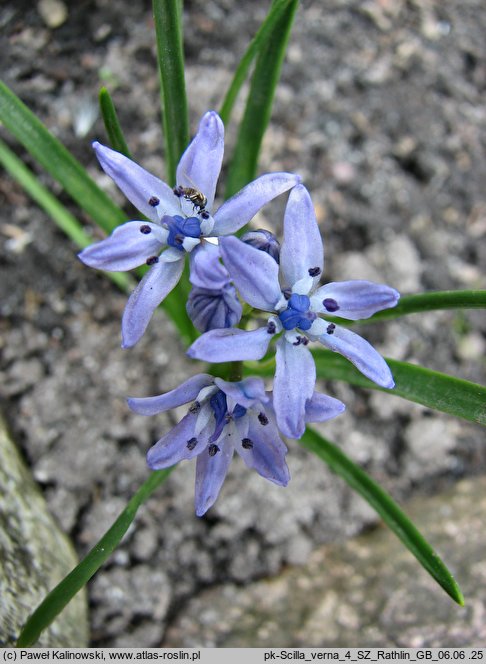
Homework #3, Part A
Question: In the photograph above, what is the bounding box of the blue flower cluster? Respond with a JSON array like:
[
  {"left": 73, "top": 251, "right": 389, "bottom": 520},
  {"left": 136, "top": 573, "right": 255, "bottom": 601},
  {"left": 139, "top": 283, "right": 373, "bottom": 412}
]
[{"left": 80, "top": 111, "right": 399, "bottom": 516}]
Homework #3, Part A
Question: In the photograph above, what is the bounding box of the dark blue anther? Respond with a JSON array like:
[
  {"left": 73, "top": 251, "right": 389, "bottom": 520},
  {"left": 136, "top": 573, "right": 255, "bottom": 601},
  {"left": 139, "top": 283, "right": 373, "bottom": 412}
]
[
  {"left": 140, "top": 225, "right": 151, "bottom": 234},
  {"left": 146, "top": 255, "right": 159, "bottom": 265},
  {"left": 323, "top": 298, "right": 339, "bottom": 312}
]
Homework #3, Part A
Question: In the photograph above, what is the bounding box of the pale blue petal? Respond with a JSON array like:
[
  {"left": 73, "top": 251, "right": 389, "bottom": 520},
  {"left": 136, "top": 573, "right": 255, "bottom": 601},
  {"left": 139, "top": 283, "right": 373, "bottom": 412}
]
[
  {"left": 127, "top": 374, "right": 214, "bottom": 415},
  {"left": 121, "top": 255, "right": 185, "bottom": 348},
  {"left": 78, "top": 222, "right": 164, "bottom": 271},
  {"left": 93, "top": 142, "right": 179, "bottom": 221},
  {"left": 220, "top": 237, "right": 282, "bottom": 311},
  {"left": 146, "top": 413, "right": 206, "bottom": 469},
  {"left": 317, "top": 325, "right": 395, "bottom": 388},
  {"left": 194, "top": 435, "right": 234, "bottom": 516},
  {"left": 176, "top": 111, "right": 224, "bottom": 212},
  {"left": 237, "top": 411, "right": 290, "bottom": 486},
  {"left": 187, "top": 326, "right": 273, "bottom": 362},
  {"left": 305, "top": 392, "right": 346, "bottom": 423},
  {"left": 280, "top": 184, "right": 324, "bottom": 289},
  {"left": 313, "top": 281, "right": 400, "bottom": 320},
  {"left": 215, "top": 377, "right": 268, "bottom": 409},
  {"left": 273, "top": 338, "right": 316, "bottom": 439},
  {"left": 189, "top": 242, "right": 229, "bottom": 289},
  {"left": 212, "top": 172, "right": 301, "bottom": 236}
]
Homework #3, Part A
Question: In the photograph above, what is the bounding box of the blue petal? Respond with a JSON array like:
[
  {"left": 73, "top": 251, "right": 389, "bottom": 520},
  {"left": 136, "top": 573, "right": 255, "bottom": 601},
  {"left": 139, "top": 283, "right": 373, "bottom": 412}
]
[
  {"left": 280, "top": 184, "right": 324, "bottom": 289},
  {"left": 121, "top": 255, "right": 185, "bottom": 348},
  {"left": 304, "top": 391, "right": 346, "bottom": 423},
  {"left": 237, "top": 411, "right": 290, "bottom": 486},
  {"left": 187, "top": 326, "right": 273, "bottom": 362},
  {"left": 176, "top": 111, "right": 224, "bottom": 212},
  {"left": 146, "top": 412, "right": 206, "bottom": 469},
  {"left": 316, "top": 324, "right": 395, "bottom": 388},
  {"left": 189, "top": 242, "right": 229, "bottom": 289},
  {"left": 127, "top": 374, "right": 214, "bottom": 415},
  {"left": 186, "top": 284, "right": 242, "bottom": 332},
  {"left": 215, "top": 377, "right": 268, "bottom": 409},
  {"left": 273, "top": 338, "right": 316, "bottom": 439},
  {"left": 220, "top": 237, "right": 282, "bottom": 311},
  {"left": 78, "top": 221, "right": 164, "bottom": 272},
  {"left": 93, "top": 142, "right": 180, "bottom": 221},
  {"left": 312, "top": 281, "right": 400, "bottom": 320},
  {"left": 194, "top": 435, "right": 234, "bottom": 516},
  {"left": 212, "top": 172, "right": 301, "bottom": 236}
]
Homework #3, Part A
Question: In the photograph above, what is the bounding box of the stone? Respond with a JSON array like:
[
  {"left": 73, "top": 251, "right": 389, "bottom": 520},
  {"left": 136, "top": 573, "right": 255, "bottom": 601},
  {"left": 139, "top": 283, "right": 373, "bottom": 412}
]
[{"left": 0, "top": 416, "right": 88, "bottom": 647}]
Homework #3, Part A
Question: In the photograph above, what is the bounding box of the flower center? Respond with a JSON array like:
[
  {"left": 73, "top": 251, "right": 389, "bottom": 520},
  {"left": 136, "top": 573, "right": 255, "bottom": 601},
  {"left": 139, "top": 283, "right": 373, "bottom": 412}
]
[
  {"left": 165, "top": 215, "right": 201, "bottom": 251},
  {"left": 208, "top": 390, "right": 247, "bottom": 443},
  {"left": 278, "top": 293, "right": 316, "bottom": 331}
]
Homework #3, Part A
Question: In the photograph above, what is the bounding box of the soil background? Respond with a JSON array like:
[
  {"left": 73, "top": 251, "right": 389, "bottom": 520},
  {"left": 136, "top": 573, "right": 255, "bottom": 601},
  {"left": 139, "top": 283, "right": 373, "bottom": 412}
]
[{"left": 1, "top": 0, "right": 485, "bottom": 647}]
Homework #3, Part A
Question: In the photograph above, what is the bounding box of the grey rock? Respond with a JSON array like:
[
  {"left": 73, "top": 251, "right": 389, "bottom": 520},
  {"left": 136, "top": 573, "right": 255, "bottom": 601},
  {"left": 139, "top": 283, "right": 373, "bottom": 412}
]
[
  {"left": 164, "top": 476, "right": 486, "bottom": 647},
  {"left": 0, "top": 416, "right": 88, "bottom": 647}
]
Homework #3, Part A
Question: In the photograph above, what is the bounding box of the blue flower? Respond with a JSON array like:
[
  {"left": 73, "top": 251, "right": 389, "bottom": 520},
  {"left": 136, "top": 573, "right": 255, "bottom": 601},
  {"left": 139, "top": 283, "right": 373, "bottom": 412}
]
[
  {"left": 128, "top": 373, "right": 344, "bottom": 516},
  {"left": 186, "top": 241, "right": 242, "bottom": 332},
  {"left": 187, "top": 184, "right": 400, "bottom": 439},
  {"left": 78, "top": 111, "right": 301, "bottom": 347}
]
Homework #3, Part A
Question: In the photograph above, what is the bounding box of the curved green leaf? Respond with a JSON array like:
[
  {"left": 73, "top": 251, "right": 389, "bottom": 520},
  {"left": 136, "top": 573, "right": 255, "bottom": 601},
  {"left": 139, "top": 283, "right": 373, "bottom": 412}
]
[
  {"left": 336, "top": 291, "right": 486, "bottom": 325},
  {"left": 219, "top": 0, "right": 296, "bottom": 126},
  {"left": 99, "top": 87, "right": 132, "bottom": 158},
  {"left": 247, "top": 351, "right": 486, "bottom": 425},
  {"left": 0, "top": 80, "right": 126, "bottom": 234},
  {"left": 17, "top": 469, "right": 172, "bottom": 647},
  {"left": 225, "top": 0, "right": 299, "bottom": 198},
  {"left": 153, "top": 0, "right": 189, "bottom": 185},
  {"left": 301, "top": 427, "right": 464, "bottom": 605},
  {"left": 312, "top": 351, "right": 486, "bottom": 426}
]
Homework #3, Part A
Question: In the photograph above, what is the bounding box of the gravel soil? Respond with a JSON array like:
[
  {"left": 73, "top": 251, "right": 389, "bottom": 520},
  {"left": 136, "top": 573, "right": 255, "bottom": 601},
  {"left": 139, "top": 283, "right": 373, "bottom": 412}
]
[{"left": 1, "top": 0, "right": 485, "bottom": 647}]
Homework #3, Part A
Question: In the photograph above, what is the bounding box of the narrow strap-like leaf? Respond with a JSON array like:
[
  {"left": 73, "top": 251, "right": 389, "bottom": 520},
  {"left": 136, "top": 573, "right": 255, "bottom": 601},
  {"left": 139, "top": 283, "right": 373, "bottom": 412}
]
[
  {"left": 99, "top": 87, "right": 132, "bottom": 158},
  {"left": 219, "top": 0, "right": 295, "bottom": 126},
  {"left": 312, "top": 351, "right": 486, "bottom": 426},
  {"left": 224, "top": 0, "right": 299, "bottom": 198},
  {"left": 0, "top": 137, "right": 131, "bottom": 293},
  {"left": 0, "top": 80, "right": 126, "bottom": 234},
  {"left": 153, "top": 0, "right": 189, "bottom": 185},
  {"left": 301, "top": 428, "right": 464, "bottom": 605},
  {"left": 328, "top": 291, "right": 486, "bottom": 326},
  {"left": 16, "top": 469, "right": 172, "bottom": 647}
]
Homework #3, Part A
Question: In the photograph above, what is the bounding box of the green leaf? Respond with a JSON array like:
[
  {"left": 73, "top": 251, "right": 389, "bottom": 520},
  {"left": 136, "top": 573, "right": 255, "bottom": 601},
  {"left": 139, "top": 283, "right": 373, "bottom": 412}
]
[
  {"left": 153, "top": 0, "right": 189, "bottom": 185},
  {"left": 312, "top": 351, "right": 486, "bottom": 426},
  {"left": 301, "top": 427, "right": 465, "bottom": 606},
  {"left": 219, "top": 0, "right": 296, "bottom": 126},
  {"left": 248, "top": 352, "right": 486, "bottom": 426},
  {"left": 334, "top": 291, "right": 486, "bottom": 326},
  {"left": 0, "top": 80, "right": 126, "bottom": 234},
  {"left": 225, "top": 0, "right": 299, "bottom": 198},
  {"left": 99, "top": 87, "right": 132, "bottom": 158},
  {"left": 17, "top": 469, "right": 172, "bottom": 647},
  {"left": 0, "top": 137, "right": 131, "bottom": 293}
]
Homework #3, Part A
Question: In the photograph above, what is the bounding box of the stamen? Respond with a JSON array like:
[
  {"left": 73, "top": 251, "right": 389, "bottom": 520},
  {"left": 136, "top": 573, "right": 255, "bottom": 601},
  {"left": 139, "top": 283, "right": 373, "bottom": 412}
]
[
  {"left": 323, "top": 298, "right": 340, "bottom": 312},
  {"left": 189, "top": 401, "right": 201, "bottom": 414},
  {"left": 327, "top": 323, "right": 336, "bottom": 335},
  {"left": 146, "top": 255, "right": 159, "bottom": 265},
  {"left": 200, "top": 211, "right": 210, "bottom": 220},
  {"left": 174, "top": 233, "right": 185, "bottom": 245},
  {"left": 208, "top": 443, "right": 220, "bottom": 457},
  {"left": 267, "top": 321, "right": 276, "bottom": 335},
  {"left": 187, "top": 438, "right": 198, "bottom": 451},
  {"left": 148, "top": 196, "right": 160, "bottom": 207},
  {"left": 173, "top": 186, "right": 183, "bottom": 198},
  {"left": 242, "top": 438, "right": 253, "bottom": 449},
  {"left": 308, "top": 267, "right": 321, "bottom": 277},
  {"left": 140, "top": 224, "right": 152, "bottom": 234},
  {"left": 258, "top": 412, "right": 269, "bottom": 426}
]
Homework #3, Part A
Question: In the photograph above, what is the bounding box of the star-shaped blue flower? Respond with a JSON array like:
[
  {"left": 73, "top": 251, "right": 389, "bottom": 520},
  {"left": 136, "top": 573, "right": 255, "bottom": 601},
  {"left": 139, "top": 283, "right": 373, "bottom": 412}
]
[
  {"left": 187, "top": 184, "right": 400, "bottom": 439},
  {"left": 128, "top": 373, "right": 344, "bottom": 516},
  {"left": 79, "top": 111, "right": 300, "bottom": 347}
]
